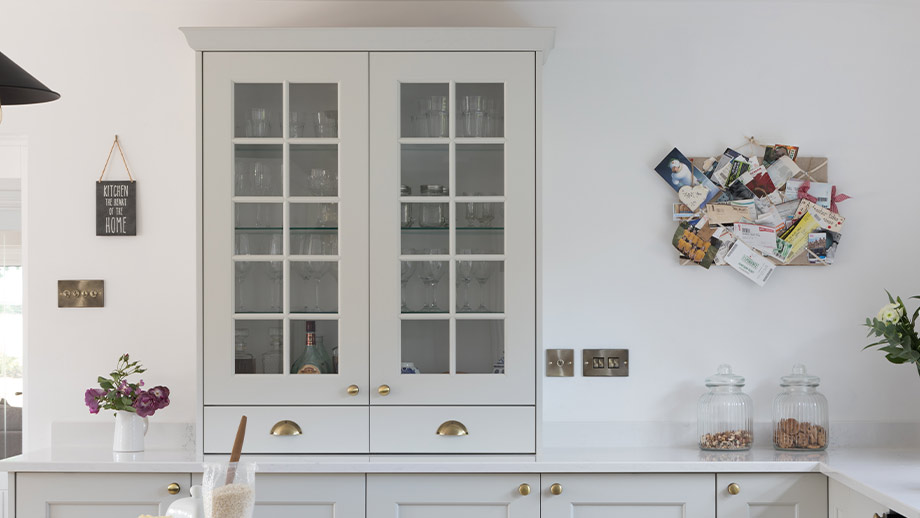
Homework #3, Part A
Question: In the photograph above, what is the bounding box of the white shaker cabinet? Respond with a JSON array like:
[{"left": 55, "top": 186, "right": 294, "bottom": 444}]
[
  {"left": 185, "top": 27, "right": 552, "bottom": 454},
  {"left": 717, "top": 473, "right": 828, "bottom": 518},
  {"left": 366, "top": 474, "right": 540, "bottom": 518},
  {"left": 829, "top": 478, "right": 888, "bottom": 518},
  {"left": 539, "top": 474, "right": 716, "bottom": 518},
  {"left": 15, "top": 473, "right": 191, "bottom": 517}
]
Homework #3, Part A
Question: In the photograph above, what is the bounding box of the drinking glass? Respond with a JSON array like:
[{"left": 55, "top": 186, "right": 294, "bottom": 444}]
[
  {"left": 475, "top": 197, "right": 495, "bottom": 227},
  {"left": 421, "top": 248, "right": 446, "bottom": 312},
  {"left": 308, "top": 168, "right": 330, "bottom": 196},
  {"left": 462, "top": 193, "right": 477, "bottom": 227},
  {"left": 248, "top": 108, "right": 271, "bottom": 137},
  {"left": 472, "top": 260, "right": 493, "bottom": 312},
  {"left": 306, "top": 235, "right": 332, "bottom": 312},
  {"left": 456, "top": 249, "right": 474, "bottom": 312},
  {"left": 313, "top": 110, "right": 338, "bottom": 138},
  {"left": 267, "top": 234, "right": 283, "bottom": 312},
  {"left": 400, "top": 256, "right": 417, "bottom": 313},
  {"left": 234, "top": 235, "right": 252, "bottom": 312},
  {"left": 290, "top": 111, "right": 306, "bottom": 138},
  {"left": 296, "top": 237, "right": 314, "bottom": 312},
  {"left": 251, "top": 161, "right": 271, "bottom": 196}
]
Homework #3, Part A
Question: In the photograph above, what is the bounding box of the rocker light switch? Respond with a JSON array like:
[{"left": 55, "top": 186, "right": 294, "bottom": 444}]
[
  {"left": 583, "top": 349, "right": 629, "bottom": 376},
  {"left": 546, "top": 349, "right": 574, "bottom": 377}
]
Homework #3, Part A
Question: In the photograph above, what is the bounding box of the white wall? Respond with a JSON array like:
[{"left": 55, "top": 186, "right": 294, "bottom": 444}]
[{"left": 1, "top": 0, "right": 918, "bottom": 451}]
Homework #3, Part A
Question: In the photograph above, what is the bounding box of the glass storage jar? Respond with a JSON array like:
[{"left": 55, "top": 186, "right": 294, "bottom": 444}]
[
  {"left": 698, "top": 364, "right": 753, "bottom": 451},
  {"left": 419, "top": 184, "right": 448, "bottom": 228},
  {"left": 772, "top": 364, "right": 828, "bottom": 451}
]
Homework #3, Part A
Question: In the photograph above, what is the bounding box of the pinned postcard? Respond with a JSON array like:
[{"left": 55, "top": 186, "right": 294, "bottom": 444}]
[
  {"left": 726, "top": 179, "right": 756, "bottom": 200},
  {"left": 763, "top": 144, "right": 799, "bottom": 166},
  {"left": 785, "top": 179, "right": 833, "bottom": 209},
  {"left": 766, "top": 156, "right": 803, "bottom": 190},
  {"left": 776, "top": 211, "right": 821, "bottom": 263},
  {"left": 741, "top": 165, "right": 777, "bottom": 198},
  {"left": 712, "top": 227, "right": 737, "bottom": 266},
  {"left": 673, "top": 219, "right": 723, "bottom": 269},
  {"left": 706, "top": 203, "right": 753, "bottom": 225},
  {"left": 794, "top": 199, "right": 845, "bottom": 232},
  {"left": 654, "top": 148, "right": 695, "bottom": 191},
  {"left": 807, "top": 233, "right": 827, "bottom": 263},
  {"left": 733, "top": 222, "right": 783, "bottom": 254},
  {"left": 724, "top": 240, "right": 776, "bottom": 287},
  {"left": 673, "top": 203, "right": 701, "bottom": 222}
]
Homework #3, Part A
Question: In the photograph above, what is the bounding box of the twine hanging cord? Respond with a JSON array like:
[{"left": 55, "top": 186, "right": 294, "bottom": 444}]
[{"left": 97, "top": 135, "right": 135, "bottom": 183}]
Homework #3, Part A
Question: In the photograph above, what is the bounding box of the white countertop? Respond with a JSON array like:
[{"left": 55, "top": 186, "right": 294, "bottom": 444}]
[{"left": 2, "top": 447, "right": 919, "bottom": 517}]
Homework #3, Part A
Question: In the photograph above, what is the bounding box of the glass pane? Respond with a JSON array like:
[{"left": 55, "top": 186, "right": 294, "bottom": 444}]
[
  {"left": 234, "top": 319, "right": 283, "bottom": 374},
  {"left": 235, "top": 83, "right": 282, "bottom": 138},
  {"left": 289, "top": 83, "right": 338, "bottom": 138},
  {"left": 457, "top": 230, "right": 503, "bottom": 255},
  {"left": 290, "top": 261, "right": 338, "bottom": 314},
  {"left": 235, "top": 230, "right": 283, "bottom": 256},
  {"left": 292, "top": 230, "right": 338, "bottom": 256},
  {"left": 457, "top": 320, "right": 504, "bottom": 374},
  {"left": 401, "top": 258, "right": 448, "bottom": 314},
  {"left": 290, "top": 320, "right": 338, "bottom": 374},
  {"left": 457, "top": 144, "right": 503, "bottom": 196},
  {"left": 291, "top": 203, "right": 338, "bottom": 230},
  {"left": 456, "top": 202, "right": 503, "bottom": 254},
  {"left": 235, "top": 203, "right": 282, "bottom": 231},
  {"left": 401, "top": 320, "right": 449, "bottom": 374},
  {"left": 235, "top": 261, "right": 283, "bottom": 313},
  {"left": 456, "top": 83, "right": 503, "bottom": 137},
  {"left": 401, "top": 144, "right": 448, "bottom": 193},
  {"left": 291, "top": 145, "right": 338, "bottom": 196},
  {"left": 235, "top": 145, "right": 282, "bottom": 196},
  {"left": 469, "top": 261, "right": 503, "bottom": 313},
  {"left": 401, "top": 83, "right": 449, "bottom": 138},
  {"left": 401, "top": 229, "right": 448, "bottom": 255},
  {"left": 456, "top": 201, "right": 502, "bottom": 229},
  {"left": 0, "top": 266, "right": 22, "bottom": 459}
]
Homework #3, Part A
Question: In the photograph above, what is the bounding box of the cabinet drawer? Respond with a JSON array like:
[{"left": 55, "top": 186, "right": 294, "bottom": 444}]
[
  {"left": 370, "top": 406, "right": 534, "bottom": 453},
  {"left": 204, "top": 406, "right": 368, "bottom": 454}
]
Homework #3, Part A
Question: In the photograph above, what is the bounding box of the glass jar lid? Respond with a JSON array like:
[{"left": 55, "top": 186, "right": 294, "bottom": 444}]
[
  {"left": 420, "top": 184, "right": 444, "bottom": 195},
  {"left": 400, "top": 184, "right": 411, "bottom": 196},
  {"left": 705, "top": 364, "right": 745, "bottom": 387},
  {"left": 780, "top": 364, "right": 820, "bottom": 387}
]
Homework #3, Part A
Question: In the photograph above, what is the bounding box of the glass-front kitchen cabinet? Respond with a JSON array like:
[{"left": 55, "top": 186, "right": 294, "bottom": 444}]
[{"left": 187, "top": 28, "right": 552, "bottom": 455}]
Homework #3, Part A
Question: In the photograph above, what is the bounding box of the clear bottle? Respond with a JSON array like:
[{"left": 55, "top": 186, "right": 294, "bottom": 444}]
[
  {"left": 261, "top": 327, "right": 283, "bottom": 374},
  {"left": 291, "top": 321, "right": 327, "bottom": 374},
  {"left": 698, "top": 364, "right": 753, "bottom": 451},
  {"left": 234, "top": 329, "right": 255, "bottom": 374},
  {"left": 773, "top": 364, "right": 829, "bottom": 451}
]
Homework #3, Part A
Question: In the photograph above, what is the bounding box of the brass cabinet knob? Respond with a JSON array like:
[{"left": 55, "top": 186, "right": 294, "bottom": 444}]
[
  {"left": 435, "top": 420, "right": 469, "bottom": 436},
  {"left": 377, "top": 384, "right": 390, "bottom": 396},
  {"left": 727, "top": 483, "right": 741, "bottom": 495},
  {"left": 347, "top": 384, "right": 359, "bottom": 396},
  {"left": 270, "top": 419, "right": 303, "bottom": 436},
  {"left": 518, "top": 483, "right": 531, "bottom": 496},
  {"left": 873, "top": 514, "right": 883, "bottom": 518},
  {"left": 167, "top": 482, "right": 181, "bottom": 495},
  {"left": 550, "top": 483, "right": 563, "bottom": 495}
]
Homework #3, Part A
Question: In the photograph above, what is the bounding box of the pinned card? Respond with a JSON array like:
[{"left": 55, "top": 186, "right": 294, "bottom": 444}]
[
  {"left": 785, "top": 179, "right": 833, "bottom": 209},
  {"left": 766, "top": 156, "right": 802, "bottom": 190},
  {"left": 724, "top": 240, "right": 776, "bottom": 287},
  {"left": 733, "top": 222, "right": 784, "bottom": 254},
  {"left": 763, "top": 144, "right": 799, "bottom": 166},
  {"left": 654, "top": 148, "right": 695, "bottom": 191},
  {"left": 705, "top": 202, "right": 754, "bottom": 225},
  {"left": 678, "top": 184, "right": 709, "bottom": 211},
  {"left": 673, "top": 218, "right": 722, "bottom": 269},
  {"left": 794, "top": 199, "right": 845, "bottom": 232}
]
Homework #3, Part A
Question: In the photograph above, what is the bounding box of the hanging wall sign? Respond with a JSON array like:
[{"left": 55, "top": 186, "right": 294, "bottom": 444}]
[{"left": 95, "top": 135, "right": 137, "bottom": 236}]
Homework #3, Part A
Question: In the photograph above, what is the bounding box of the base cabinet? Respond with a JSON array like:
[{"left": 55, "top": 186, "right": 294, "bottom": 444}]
[
  {"left": 251, "top": 474, "right": 365, "bottom": 518},
  {"left": 15, "top": 473, "right": 191, "bottom": 517},
  {"left": 717, "top": 473, "right": 828, "bottom": 518},
  {"left": 366, "top": 474, "right": 540, "bottom": 518},
  {"left": 829, "top": 479, "right": 888, "bottom": 518},
  {"left": 540, "top": 474, "right": 715, "bottom": 518}
]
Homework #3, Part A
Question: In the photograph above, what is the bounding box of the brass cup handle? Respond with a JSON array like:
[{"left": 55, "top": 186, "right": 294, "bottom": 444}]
[
  {"left": 167, "top": 482, "right": 181, "bottom": 495},
  {"left": 347, "top": 384, "right": 359, "bottom": 396},
  {"left": 270, "top": 420, "right": 303, "bottom": 436},
  {"left": 518, "top": 483, "right": 531, "bottom": 496},
  {"left": 436, "top": 420, "right": 469, "bottom": 436},
  {"left": 550, "top": 483, "right": 563, "bottom": 495},
  {"left": 874, "top": 514, "right": 883, "bottom": 518},
  {"left": 727, "top": 483, "right": 741, "bottom": 495},
  {"left": 377, "top": 384, "right": 390, "bottom": 396}
]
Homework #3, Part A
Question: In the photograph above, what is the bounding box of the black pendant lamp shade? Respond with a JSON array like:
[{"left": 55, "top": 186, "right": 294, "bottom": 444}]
[{"left": 0, "top": 50, "right": 60, "bottom": 106}]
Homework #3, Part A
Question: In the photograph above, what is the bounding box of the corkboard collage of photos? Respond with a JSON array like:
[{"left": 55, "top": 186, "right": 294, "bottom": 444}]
[{"left": 653, "top": 142, "right": 850, "bottom": 287}]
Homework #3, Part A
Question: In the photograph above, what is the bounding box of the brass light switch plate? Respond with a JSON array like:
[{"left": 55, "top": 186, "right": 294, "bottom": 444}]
[
  {"left": 583, "top": 348, "right": 629, "bottom": 376},
  {"left": 546, "top": 349, "right": 575, "bottom": 377},
  {"left": 58, "top": 280, "right": 105, "bottom": 308}
]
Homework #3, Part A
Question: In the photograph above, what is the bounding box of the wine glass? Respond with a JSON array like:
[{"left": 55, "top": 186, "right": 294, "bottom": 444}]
[
  {"left": 267, "top": 234, "right": 283, "bottom": 312},
  {"left": 308, "top": 168, "right": 330, "bottom": 196},
  {"left": 234, "top": 234, "right": 252, "bottom": 312},
  {"left": 295, "top": 236, "right": 314, "bottom": 312},
  {"left": 251, "top": 161, "right": 271, "bottom": 195},
  {"left": 306, "top": 234, "right": 332, "bottom": 312},
  {"left": 421, "top": 248, "right": 446, "bottom": 312},
  {"left": 472, "top": 260, "right": 493, "bottom": 312},
  {"left": 461, "top": 192, "right": 478, "bottom": 227},
  {"left": 475, "top": 195, "right": 495, "bottom": 227},
  {"left": 400, "top": 256, "right": 417, "bottom": 313},
  {"left": 456, "top": 249, "right": 474, "bottom": 312}
]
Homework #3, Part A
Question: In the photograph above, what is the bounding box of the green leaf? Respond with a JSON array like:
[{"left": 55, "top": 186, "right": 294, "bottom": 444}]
[
  {"left": 887, "top": 290, "right": 895, "bottom": 304},
  {"left": 886, "top": 353, "right": 908, "bottom": 364}
]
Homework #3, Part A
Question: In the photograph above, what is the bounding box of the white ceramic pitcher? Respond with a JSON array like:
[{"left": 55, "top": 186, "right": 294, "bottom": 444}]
[{"left": 113, "top": 410, "right": 148, "bottom": 452}]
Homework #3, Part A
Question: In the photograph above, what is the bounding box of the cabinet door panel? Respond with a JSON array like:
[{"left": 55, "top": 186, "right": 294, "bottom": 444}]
[
  {"left": 369, "top": 51, "right": 536, "bottom": 406},
  {"left": 717, "top": 473, "right": 827, "bottom": 518},
  {"left": 252, "top": 474, "right": 364, "bottom": 518},
  {"left": 202, "top": 51, "right": 370, "bottom": 406},
  {"left": 16, "top": 473, "right": 190, "bottom": 517},
  {"left": 367, "top": 474, "right": 539, "bottom": 518},
  {"left": 540, "top": 474, "right": 715, "bottom": 518},
  {"left": 829, "top": 478, "right": 888, "bottom": 518}
]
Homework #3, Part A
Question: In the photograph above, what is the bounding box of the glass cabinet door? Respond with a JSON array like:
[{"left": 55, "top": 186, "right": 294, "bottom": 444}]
[
  {"left": 203, "top": 52, "right": 369, "bottom": 405},
  {"left": 369, "top": 53, "right": 536, "bottom": 405}
]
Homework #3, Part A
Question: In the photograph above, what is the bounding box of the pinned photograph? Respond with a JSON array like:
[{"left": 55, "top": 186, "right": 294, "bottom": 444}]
[
  {"left": 807, "top": 233, "right": 828, "bottom": 263},
  {"left": 763, "top": 144, "right": 799, "bottom": 166},
  {"left": 672, "top": 219, "right": 723, "bottom": 269},
  {"left": 654, "top": 147, "right": 695, "bottom": 191}
]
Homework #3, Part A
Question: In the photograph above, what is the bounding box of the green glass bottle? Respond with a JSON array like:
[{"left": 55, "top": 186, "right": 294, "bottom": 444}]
[{"left": 291, "top": 321, "right": 327, "bottom": 374}]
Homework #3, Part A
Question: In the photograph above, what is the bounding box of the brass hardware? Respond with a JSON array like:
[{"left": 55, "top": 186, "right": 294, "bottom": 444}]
[
  {"left": 518, "top": 483, "right": 531, "bottom": 496},
  {"left": 270, "top": 420, "right": 303, "bottom": 436},
  {"left": 347, "top": 384, "right": 359, "bottom": 396},
  {"left": 167, "top": 482, "right": 180, "bottom": 495},
  {"left": 550, "top": 483, "right": 563, "bottom": 495},
  {"left": 58, "top": 280, "right": 105, "bottom": 308},
  {"left": 727, "top": 483, "right": 741, "bottom": 495},
  {"left": 873, "top": 514, "right": 882, "bottom": 518},
  {"left": 377, "top": 384, "right": 390, "bottom": 396},
  {"left": 435, "top": 420, "right": 469, "bottom": 436}
]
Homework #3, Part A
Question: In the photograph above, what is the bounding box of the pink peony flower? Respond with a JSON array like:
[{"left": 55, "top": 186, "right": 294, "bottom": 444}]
[
  {"left": 84, "top": 388, "right": 105, "bottom": 414},
  {"left": 132, "top": 391, "right": 159, "bottom": 418}
]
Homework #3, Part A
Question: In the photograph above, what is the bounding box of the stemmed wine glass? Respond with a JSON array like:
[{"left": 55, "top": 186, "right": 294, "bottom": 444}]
[
  {"left": 305, "top": 234, "right": 332, "bottom": 312},
  {"left": 267, "top": 234, "right": 283, "bottom": 312},
  {"left": 400, "top": 257, "right": 417, "bottom": 313},
  {"left": 456, "top": 249, "right": 474, "bottom": 312},
  {"left": 420, "top": 248, "right": 446, "bottom": 312},
  {"left": 234, "top": 234, "right": 252, "bottom": 312},
  {"left": 472, "top": 259, "right": 493, "bottom": 312},
  {"left": 295, "top": 236, "right": 313, "bottom": 312}
]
